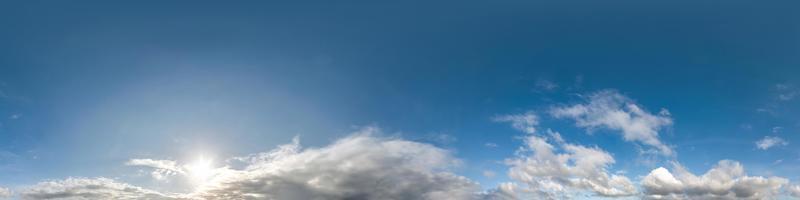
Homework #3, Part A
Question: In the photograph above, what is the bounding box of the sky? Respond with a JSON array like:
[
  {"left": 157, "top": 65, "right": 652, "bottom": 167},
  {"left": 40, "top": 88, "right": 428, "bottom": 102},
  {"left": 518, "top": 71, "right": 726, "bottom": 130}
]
[{"left": 1, "top": 1, "right": 800, "bottom": 199}]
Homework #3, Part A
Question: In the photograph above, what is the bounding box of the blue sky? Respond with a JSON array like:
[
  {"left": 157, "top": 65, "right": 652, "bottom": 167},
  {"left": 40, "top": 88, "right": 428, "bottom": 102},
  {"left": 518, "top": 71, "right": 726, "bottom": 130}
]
[{"left": 1, "top": 1, "right": 800, "bottom": 199}]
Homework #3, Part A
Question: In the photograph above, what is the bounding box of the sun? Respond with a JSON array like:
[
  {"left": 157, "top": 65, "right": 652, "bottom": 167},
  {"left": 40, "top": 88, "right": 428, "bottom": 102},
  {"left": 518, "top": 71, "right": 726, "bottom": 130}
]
[{"left": 186, "top": 157, "right": 214, "bottom": 182}]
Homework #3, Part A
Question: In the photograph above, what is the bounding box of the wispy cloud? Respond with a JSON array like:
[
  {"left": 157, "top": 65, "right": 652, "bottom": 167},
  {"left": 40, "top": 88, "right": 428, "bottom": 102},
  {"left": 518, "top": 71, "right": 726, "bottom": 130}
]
[
  {"left": 493, "top": 111, "right": 539, "bottom": 134},
  {"left": 18, "top": 177, "right": 180, "bottom": 200},
  {"left": 125, "top": 159, "right": 184, "bottom": 180},
  {"left": 534, "top": 79, "right": 559, "bottom": 92},
  {"left": 775, "top": 83, "right": 797, "bottom": 101},
  {"left": 755, "top": 136, "right": 788, "bottom": 150},
  {"left": 494, "top": 110, "right": 635, "bottom": 198},
  {"left": 550, "top": 90, "right": 674, "bottom": 155}
]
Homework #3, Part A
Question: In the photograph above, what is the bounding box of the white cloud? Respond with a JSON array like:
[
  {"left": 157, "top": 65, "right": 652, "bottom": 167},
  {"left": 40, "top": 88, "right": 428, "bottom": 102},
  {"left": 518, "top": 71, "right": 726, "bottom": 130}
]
[
  {"left": 755, "top": 136, "right": 788, "bottom": 150},
  {"left": 550, "top": 90, "right": 674, "bottom": 155},
  {"left": 493, "top": 111, "right": 539, "bottom": 134},
  {"left": 0, "top": 187, "right": 11, "bottom": 199},
  {"left": 505, "top": 135, "right": 636, "bottom": 199},
  {"left": 193, "top": 126, "right": 481, "bottom": 200},
  {"left": 642, "top": 160, "right": 789, "bottom": 199},
  {"left": 19, "top": 177, "right": 180, "bottom": 200}
]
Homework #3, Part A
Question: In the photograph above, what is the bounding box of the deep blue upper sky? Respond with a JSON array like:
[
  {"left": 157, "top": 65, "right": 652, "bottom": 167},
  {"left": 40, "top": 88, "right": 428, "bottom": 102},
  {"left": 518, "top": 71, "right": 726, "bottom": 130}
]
[{"left": 1, "top": 0, "right": 799, "bottom": 198}]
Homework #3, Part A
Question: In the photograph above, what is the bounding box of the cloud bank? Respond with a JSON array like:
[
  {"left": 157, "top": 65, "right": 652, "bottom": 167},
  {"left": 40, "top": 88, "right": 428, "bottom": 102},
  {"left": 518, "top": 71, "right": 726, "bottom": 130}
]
[
  {"left": 642, "top": 160, "right": 789, "bottom": 199},
  {"left": 193, "top": 127, "right": 480, "bottom": 200},
  {"left": 125, "top": 159, "right": 185, "bottom": 180},
  {"left": 17, "top": 128, "right": 483, "bottom": 200},
  {"left": 7, "top": 90, "right": 800, "bottom": 200}
]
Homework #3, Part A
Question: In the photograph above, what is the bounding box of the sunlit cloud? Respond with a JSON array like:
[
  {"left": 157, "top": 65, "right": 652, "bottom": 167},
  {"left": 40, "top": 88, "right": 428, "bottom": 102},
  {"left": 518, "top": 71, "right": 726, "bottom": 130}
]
[
  {"left": 494, "top": 112, "right": 636, "bottom": 199},
  {"left": 507, "top": 135, "right": 636, "bottom": 198}
]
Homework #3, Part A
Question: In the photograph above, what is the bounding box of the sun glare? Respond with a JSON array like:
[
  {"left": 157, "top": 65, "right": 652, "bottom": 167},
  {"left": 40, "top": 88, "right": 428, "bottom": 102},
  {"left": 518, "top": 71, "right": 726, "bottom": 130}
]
[{"left": 186, "top": 157, "right": 214, "bottom": 182}]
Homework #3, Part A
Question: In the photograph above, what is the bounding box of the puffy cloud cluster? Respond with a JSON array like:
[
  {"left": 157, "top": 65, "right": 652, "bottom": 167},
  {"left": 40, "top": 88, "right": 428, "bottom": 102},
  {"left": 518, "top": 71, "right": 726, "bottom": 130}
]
[
  {"left": 642, "top": 160, "right": 789, "bottom": 199},
  {"left": 755, "top": 136, "right": 788, "bottom": 150},
  {"left": 505, "top": 134, "right": 636, "bottom": 199},
  {"left": 18, "top": 177, "right": 180, "bottom": 200},
  {"left": 494, "top": 111, "right": 635, "bottom": 199},
  {"left": 551, "top": 90, "right": 674, "bottom": 155}
]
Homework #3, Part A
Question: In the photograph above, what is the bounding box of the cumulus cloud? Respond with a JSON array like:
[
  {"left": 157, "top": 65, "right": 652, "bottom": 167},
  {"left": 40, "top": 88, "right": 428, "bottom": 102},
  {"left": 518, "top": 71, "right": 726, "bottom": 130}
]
[
  {"left": 505, "top": 135, "right": 636, "bottom": 199},
  {"left": 642, "top": 160, "right": 789, "bottom": 199},
  {"left": 755, "top": 136, "right": 788, "bottom": 150},
  {"left": 192, "top": 127, "right": 480, "bottom": 200},
  {"left": 493, "top": 111, "right": 539, "bottom": 134},
  {"left": 550, "top": 90, "right": 674, "bottom": 155},
  {"left": 18, "top": 177, "right": 180, "bottom": 200}
]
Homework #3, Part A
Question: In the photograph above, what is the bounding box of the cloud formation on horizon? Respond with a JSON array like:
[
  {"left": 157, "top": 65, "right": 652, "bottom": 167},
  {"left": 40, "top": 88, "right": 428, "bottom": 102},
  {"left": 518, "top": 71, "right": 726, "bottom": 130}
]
[
  {"left": 193, "top": 127, "right": 480, "bottom": 200},
  {"left": 5, "top": 90, "right": 800, "bottom": 200},
  {"left": 642, "top": 160, "right": 789, "bottom": 199},
  {"left": 17, "top": 177, "right": 180, "bottom": 200},
  {"left": 15, "top": 128, "right": 486, "bottom": 200}
]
